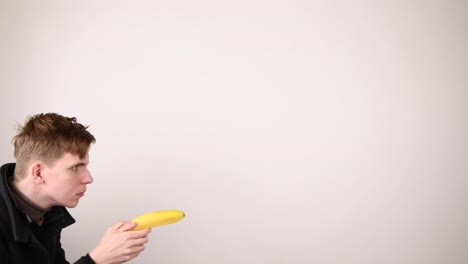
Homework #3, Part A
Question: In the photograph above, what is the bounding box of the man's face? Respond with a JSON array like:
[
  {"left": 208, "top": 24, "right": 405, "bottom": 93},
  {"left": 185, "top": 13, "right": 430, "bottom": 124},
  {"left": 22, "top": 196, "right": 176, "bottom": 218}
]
[{"left": 41, "top": 152, "right": 93, "bottom": 208}]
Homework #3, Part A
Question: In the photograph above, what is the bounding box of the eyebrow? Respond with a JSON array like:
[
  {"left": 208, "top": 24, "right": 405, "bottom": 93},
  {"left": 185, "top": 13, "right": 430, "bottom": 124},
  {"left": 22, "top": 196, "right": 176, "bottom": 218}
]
[{"left": 69, "top": 162, "right": 88, "bottom": 169}]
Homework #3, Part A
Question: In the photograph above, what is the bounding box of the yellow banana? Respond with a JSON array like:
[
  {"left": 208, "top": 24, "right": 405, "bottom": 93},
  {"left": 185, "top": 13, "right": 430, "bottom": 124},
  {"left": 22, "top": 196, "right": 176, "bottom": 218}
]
[{"left": 131, "top": 210, "right": 185, "bottom": 230}]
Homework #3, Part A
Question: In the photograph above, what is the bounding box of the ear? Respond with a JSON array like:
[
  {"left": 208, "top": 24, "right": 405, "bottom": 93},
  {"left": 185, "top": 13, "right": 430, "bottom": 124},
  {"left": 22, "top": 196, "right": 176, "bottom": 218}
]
[{"left": 30, "top": 162, "right": 45, "bottom": 184}]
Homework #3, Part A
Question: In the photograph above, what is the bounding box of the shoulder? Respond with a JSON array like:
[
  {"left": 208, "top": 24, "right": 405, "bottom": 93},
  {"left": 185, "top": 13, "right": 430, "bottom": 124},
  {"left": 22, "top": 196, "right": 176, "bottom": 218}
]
[{"left": 0, "top": 193, "right": 12, "bottom": 237}]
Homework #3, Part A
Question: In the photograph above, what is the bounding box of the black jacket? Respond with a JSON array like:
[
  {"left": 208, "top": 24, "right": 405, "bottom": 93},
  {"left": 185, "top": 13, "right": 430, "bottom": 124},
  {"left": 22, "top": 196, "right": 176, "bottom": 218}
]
[{"left": 0, "top": 163, "right": 95, "bottom": 264}]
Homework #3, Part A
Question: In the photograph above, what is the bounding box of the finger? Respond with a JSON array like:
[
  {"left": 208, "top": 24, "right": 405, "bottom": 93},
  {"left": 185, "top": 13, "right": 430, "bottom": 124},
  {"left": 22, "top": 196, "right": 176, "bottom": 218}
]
[
  {"left": 129, "top": 245, "right": 146, "bottom": 254},
  {"left": 111, "top": 221, "right": 126, "bottom": 231},
  {"left": 129, "top": 237, "right": 149, "bottom": 247},
  {"left": 119, "top": 222, "right": 137, "bottom": 232},
  {"left": 139, "top": 228, "right": 152, "bottom": 236},
  {"left": 121, "top": 246, "right": 145, "bottom": 263},
  {"left": 126, "top": 228, "right": 151, "bottom": 239},
  {"left": 122, "top": 252, "right": 141, "bottom": 263}
]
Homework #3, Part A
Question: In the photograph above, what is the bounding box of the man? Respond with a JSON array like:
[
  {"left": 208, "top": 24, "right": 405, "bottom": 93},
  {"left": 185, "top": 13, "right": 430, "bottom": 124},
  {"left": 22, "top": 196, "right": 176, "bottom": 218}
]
[{"left": 0, "top": 113, "right": 151, "bottom": 263}]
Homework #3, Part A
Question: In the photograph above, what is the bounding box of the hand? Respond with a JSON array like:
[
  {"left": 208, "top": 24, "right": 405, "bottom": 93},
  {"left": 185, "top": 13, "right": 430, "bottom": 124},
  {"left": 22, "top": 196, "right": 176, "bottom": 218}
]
[{"left": 89, "top": 221, "right": 152, "bottom": 264}]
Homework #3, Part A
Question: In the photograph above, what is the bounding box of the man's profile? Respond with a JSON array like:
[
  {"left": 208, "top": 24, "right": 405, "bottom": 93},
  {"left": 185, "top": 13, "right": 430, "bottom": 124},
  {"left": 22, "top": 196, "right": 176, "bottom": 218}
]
[{"left": 0, "top": 113, "right": 151, "bottom": 264}]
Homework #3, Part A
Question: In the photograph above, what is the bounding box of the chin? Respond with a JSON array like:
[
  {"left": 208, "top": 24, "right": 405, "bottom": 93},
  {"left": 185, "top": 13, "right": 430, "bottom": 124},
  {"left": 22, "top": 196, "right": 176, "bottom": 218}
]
[{"left": 65, "top": 201, "right": 80, "bottom": 208}]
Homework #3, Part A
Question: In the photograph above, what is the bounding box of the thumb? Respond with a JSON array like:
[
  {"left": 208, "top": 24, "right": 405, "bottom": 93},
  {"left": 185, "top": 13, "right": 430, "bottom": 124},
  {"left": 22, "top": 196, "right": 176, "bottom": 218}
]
[{"left": 119, "top": 221, "right": 137, "bottom": 232}]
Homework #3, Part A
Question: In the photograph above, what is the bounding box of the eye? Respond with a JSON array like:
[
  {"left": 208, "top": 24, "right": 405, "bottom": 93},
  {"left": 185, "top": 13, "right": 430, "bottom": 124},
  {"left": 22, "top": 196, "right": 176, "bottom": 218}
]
[{"left": 72, "top": 165, "right": 82, "bottom": 170}]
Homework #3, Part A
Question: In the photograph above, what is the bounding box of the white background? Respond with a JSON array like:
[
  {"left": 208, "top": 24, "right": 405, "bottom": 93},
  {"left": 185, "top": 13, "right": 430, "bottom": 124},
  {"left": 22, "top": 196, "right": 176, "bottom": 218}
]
[{"left": 1, "top": 1, "right": 467, "bottom": 263}]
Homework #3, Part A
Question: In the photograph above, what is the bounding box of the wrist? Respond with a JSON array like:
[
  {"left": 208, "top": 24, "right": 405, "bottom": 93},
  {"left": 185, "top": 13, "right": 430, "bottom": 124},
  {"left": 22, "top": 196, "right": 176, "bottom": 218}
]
[{"left": 88, "top": 250, "right": 104, "bottom": 264}]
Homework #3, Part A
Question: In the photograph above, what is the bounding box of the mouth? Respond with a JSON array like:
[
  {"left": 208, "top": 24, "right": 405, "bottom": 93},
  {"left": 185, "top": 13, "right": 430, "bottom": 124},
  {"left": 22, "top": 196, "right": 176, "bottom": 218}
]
[{"left": 77, "top": 191, "right": 86, "bottom": 197}]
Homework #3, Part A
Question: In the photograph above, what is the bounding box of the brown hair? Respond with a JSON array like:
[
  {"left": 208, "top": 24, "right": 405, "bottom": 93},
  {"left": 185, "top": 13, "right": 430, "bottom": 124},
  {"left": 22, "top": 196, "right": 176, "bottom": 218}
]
[{"left": 12, "top": 113, "right": 96, "bottom": 177}]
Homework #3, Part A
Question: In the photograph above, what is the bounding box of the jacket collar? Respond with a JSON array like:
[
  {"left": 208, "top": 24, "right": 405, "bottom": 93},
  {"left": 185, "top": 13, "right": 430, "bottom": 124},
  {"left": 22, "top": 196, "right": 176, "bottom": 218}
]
[{"left": 0, "top": 163, "right": 76, "bottom": 243}]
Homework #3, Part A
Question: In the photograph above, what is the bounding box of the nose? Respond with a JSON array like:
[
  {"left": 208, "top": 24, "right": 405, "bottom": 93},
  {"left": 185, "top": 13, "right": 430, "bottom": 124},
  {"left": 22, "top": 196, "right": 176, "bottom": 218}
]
[{"left": 82, "top": 169, "right": 94, "bottom": 184}]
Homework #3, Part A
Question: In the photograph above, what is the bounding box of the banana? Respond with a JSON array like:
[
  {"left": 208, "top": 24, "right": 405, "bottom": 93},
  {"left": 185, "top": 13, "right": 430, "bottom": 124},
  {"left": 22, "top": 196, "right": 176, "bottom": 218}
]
[{"left": 131, "top": 210, "right": 185, "bottom": 230}]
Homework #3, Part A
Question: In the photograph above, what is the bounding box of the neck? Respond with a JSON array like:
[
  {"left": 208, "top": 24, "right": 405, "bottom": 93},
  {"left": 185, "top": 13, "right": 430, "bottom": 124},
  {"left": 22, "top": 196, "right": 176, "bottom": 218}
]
[{"left": 12, "top": 177, "right": 51, "bottom": 211}]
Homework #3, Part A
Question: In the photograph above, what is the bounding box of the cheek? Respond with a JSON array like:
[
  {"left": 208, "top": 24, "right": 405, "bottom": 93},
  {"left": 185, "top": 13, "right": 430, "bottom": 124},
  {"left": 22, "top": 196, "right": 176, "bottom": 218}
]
[
  {"left": 48, "top": 181, "right": 68, "bottom": 194},
  {"left": 47, "top": 177, "right": 76, "bottom": 193}
]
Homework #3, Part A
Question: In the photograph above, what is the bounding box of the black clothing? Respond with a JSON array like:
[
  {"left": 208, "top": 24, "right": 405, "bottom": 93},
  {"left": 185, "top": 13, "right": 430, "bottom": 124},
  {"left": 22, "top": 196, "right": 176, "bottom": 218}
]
[{"left": 0, "top": 163, "right": 95, "bottom": 264}]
